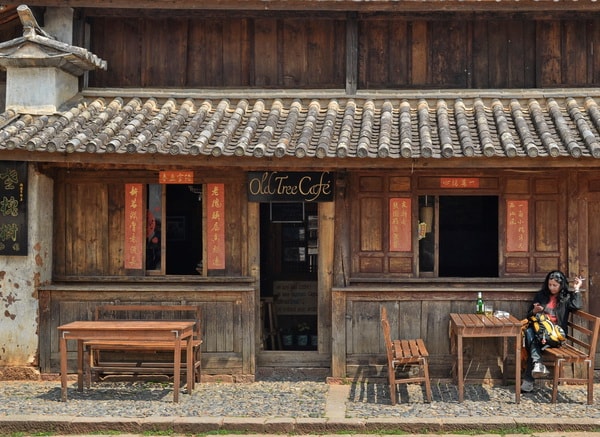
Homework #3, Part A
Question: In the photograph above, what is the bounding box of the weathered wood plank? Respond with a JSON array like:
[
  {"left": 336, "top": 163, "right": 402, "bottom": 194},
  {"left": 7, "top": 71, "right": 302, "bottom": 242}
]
[
  {"left": 108, "top": 184, "right": 126, "bottom": 275},
  {"left": 282, "top": 19, "right": 307, "bottom": 87},
  {"left": 537, "top": 20, "right": 562, "bottom": 86},
  {"left": 223, "top": 18, "right": 250, "bottom": 86},
  {"left": 142, "top": 18, "right": 188, "bottom": 86},
  {"left": 429, "top": 21, "right": 468, "bottom": 87},
  {"left": 359, "top": 197, "right": 383, "bottom": 252},
  {"left": 331, "top": 290, "right": 346, "bottom": 377},
  {"left": 359, "top": 20, "right": 387, "bottom": 87},
  {"left": 89, "top": 18, "right": 143, "bottom": 87},
  {"left": 562, "top": 20, "right": 588, "bottom": 86},
  {"left": 534, "top": 199, "right": 560, "bottom": 252},
  {"left": 410, "top": 21, "right": 428, "bottom": 85},
  {"left": 253, "top": 19, "right": 279, "bottom": 87}
]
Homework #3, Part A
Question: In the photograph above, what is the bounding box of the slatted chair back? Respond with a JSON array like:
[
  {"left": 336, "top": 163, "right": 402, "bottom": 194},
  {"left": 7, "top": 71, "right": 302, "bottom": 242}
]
[
  {"left": 543, "top": 309, "right": 600, "bottom": 404},
  {"left": 380, "top": 306, "right": 432, "bottom": 405}
]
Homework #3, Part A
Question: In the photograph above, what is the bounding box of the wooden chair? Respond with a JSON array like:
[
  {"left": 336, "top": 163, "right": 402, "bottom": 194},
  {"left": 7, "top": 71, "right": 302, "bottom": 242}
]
[
  {"left": 381, "top": 306, "right": 432, "bottom": 405},
  {"left": 542, "top": 309, "right": 600, "bottom": 404}
]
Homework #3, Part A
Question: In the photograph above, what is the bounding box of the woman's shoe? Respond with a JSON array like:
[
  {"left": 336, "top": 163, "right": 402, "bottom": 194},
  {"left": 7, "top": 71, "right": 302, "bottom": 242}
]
[
  {"left": 521, "top": 379, "right": 534, "bottom": 392},
  {"left": 532, "top": 362, "right": 549, "bottom": 378}
]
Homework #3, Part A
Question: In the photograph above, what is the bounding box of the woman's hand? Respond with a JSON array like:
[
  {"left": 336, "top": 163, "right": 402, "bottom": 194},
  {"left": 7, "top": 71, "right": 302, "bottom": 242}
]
[
  {"left": 533, "top": 302, "right": 544, "bottom": 314},
  {"left": 573, "top": 276, "right": 584, "bottom": 292}
]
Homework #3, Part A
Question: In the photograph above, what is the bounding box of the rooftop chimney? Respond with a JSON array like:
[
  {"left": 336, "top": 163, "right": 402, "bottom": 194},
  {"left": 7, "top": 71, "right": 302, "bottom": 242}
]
[{"left": 0, "top": 5, "right": 107, "bottom": 114}]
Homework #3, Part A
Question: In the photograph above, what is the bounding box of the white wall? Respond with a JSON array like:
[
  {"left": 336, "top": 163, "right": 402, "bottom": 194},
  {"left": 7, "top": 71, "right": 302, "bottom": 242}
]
[{"left": 0, "top": 164, "right": 52, "bottom": 378}]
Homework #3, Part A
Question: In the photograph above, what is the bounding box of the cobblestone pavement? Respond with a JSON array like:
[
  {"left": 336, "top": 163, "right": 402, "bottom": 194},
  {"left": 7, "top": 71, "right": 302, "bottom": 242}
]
[
  {"left": 346, "top": 379, "right": 600, "bottom": 419},
  {"left": 0, "top": 376, "right": 599, "bottom": 435},
  {"left": 0, "top": 377, "right": 598, "bottom": 418}
]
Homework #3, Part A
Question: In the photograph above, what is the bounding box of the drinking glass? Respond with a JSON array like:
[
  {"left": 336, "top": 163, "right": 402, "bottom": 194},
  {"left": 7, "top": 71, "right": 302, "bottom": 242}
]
[{"left": 484, "top": 303, "right": 493, "bottom": 316}]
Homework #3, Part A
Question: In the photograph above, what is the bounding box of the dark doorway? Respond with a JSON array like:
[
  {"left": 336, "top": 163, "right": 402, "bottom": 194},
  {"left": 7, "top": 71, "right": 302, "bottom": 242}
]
[
  {"left": 439, "top": 196, "right": 498, "bottom": 277},
  {"left": 165, "top": 184, "right": 203, "bottom": 275},
  {"left": 260, "top": 202, "right": 318, "bottom": 351}
]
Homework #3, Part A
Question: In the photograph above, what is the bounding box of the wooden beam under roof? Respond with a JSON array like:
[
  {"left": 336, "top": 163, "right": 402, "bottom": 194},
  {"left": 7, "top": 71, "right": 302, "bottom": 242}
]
[{"left": 18, "top": 0, "right": 600, "bottom": 13}]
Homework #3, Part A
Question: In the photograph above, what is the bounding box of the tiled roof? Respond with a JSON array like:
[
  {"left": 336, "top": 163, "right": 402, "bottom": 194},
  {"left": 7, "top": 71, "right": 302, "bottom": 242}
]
[{"left": 1, "top": 91, "right": 600, "bottom": 160}]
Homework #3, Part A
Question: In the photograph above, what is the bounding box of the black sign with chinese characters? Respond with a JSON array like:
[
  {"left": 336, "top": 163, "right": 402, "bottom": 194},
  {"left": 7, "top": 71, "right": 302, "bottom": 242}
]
[
  {"left": 247, "top": 171, "right": 334, "bottom": 202},
  {"left": 0, "top": 162, "right": 27, "bottom": 256}
]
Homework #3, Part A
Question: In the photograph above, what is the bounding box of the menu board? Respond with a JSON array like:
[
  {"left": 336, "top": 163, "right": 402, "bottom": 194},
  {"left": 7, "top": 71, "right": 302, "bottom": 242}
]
[
  {"left": 273, "top": 281, "right": 317, "bottom": 315},
  {"left": 0, "top": 161, "right": 27, "bottom": 256}
]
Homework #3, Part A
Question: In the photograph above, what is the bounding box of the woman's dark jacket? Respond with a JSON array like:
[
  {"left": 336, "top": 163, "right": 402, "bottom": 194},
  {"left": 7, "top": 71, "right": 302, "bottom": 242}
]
[{"left": 526, "top": 289, "right": 582, "bottom": 331}]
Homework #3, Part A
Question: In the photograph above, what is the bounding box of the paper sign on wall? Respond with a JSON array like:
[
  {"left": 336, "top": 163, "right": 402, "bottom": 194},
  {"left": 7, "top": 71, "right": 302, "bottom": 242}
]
[
  {"left": 206, "top": 183, "right": 225, "bottom": 270},
  {"left": 124, "top": 183, "right": 144, "bottom": 269},
  {"left": 506, "top": 200, "right": 528, "bottom": 252},
  {"left": 389, "top": 197, "right": 411, "bottom": 252}
]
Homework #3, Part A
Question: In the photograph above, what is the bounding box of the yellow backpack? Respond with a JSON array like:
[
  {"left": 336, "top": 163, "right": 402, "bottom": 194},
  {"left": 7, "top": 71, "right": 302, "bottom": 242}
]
[{"left": 529, "top": 313, "right": 566, "bottom": 348}]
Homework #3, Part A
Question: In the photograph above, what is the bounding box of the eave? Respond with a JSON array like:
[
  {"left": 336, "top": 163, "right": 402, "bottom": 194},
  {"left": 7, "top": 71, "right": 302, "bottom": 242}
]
[
  {"left": 2, "top": 88, "right": 600, "bottom": 171},
  {"left": 18, "top": 0, "right": 600, "bottom": 13}
]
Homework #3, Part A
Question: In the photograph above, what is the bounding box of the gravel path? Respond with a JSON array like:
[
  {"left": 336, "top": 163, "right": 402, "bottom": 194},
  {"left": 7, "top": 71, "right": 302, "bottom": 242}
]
[
  {"left": 346, "top": 380, "right": 600, "bottom": 419},
  {"left": 0, "top": 378, "right": 598, "bottom": 419},
  {"left": 0, "top": 380, "right": 328, "bottom": 418}
]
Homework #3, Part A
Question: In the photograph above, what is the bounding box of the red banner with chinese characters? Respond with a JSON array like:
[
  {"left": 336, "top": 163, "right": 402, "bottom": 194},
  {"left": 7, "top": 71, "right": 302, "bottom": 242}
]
[
  {"left": 389, "top": 197, "right": 411, "bottom": 252},
  {"left": 124, "top": 183, "right": 144, "bottom": 269},
  {"left": 440, "top": 177, "right": 480, "bottom": 189},
  {"left": 506, "top": 200, "right": 528, "bottom": 252},
  {"left": 207, "top": 183, "right": 225, "bottom": 269},
  {"left": 159, "top": 171, "right": 194, "bottom": 184}
]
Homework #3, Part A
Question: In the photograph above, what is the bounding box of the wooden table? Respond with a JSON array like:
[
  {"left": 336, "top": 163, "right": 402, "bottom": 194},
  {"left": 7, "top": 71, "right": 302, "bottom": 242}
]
[
  {"left": 449, "top": 313, "right": 522, "bottom": 404},
  {"left": 58, "top": 320, "right": 195, "bottom": 402}
]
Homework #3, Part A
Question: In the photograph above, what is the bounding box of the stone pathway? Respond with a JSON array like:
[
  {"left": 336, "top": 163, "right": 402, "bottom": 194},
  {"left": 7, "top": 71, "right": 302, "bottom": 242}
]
[{"left": 0, "top": 378, "right": 599, "bottom": 435}]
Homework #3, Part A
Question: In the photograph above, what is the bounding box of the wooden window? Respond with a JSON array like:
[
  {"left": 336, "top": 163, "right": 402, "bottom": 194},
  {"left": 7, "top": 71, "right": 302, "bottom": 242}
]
[{"left": 419, "top": 195, "right": 500, "bottom": 277}]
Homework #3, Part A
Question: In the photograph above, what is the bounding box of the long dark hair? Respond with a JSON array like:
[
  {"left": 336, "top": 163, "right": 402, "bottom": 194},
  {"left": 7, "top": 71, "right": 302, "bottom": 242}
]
[{"left": 541, "top": 270, "right": 571, "bottom": 301}]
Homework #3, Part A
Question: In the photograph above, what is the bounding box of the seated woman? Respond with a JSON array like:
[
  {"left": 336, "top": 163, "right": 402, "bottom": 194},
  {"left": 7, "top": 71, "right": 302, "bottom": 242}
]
[{"left": 521, "top": 270, "right": 583, "bottom": 393}]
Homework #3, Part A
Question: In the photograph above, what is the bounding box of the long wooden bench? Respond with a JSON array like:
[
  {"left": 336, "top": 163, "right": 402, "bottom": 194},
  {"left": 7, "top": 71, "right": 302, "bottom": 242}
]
[
  {"left": 542, "top": 309, "right": 600, "bottom": 404},
  {"left": 84, "top": 304, "right": 202, "bottom": 388}
]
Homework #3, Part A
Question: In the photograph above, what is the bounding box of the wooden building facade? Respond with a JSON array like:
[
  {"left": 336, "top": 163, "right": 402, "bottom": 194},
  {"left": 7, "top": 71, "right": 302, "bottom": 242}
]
[{"left": 0, "top": 1, "right": 600, "bottom": 382}]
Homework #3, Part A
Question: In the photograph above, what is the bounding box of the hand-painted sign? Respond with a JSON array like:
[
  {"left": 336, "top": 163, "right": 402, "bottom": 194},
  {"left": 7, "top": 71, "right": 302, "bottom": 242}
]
[
  {"left": 506, "top": 200, "right": 528, "bottom": 252},
  {"left": 247, "top": 171, "right": 334, "bottom": 202},
  {"left": 389, "top": 197, "right": 411, "bottom": 252},
  {"left": 206, "top": 183, "right": 225, "bottom": 270},
  {"left": 159, "top": 171, "right": 194, "bottom": 184},
  {"left": 440, "top": 177, "right": 480, "bottom": 189},
  {"left": 124, "top": 183, "right": 144, "bottom": 269},
  {"left": 0, "top": 161, "right": 27, "bottom": 255}
]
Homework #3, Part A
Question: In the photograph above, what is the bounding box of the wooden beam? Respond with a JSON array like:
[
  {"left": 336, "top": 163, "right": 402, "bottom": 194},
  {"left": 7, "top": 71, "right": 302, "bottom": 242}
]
[{"left": 23, "top": 0, "right": 600, "bottom": 13}]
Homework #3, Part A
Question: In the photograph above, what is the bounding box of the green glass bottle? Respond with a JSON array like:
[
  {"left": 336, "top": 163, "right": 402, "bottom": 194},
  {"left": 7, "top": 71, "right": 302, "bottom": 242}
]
[{"left": 476, "top": 292, "right": 484, "bottom": 314}]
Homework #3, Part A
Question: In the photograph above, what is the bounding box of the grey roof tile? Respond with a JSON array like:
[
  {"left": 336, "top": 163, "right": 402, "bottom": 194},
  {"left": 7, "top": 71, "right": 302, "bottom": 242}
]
[{"left": 1, "top": 93, "right": 600, "bottom": 160}]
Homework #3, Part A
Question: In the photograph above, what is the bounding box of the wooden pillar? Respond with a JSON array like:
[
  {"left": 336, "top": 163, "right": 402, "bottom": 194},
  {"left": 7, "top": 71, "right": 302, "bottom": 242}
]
[{"left": 318, "top": 201, "right": 334, "bottom": 355}]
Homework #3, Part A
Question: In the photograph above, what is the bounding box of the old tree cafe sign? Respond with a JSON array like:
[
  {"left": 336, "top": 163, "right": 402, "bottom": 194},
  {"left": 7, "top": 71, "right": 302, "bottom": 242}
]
[{"left": 247, "top": 172, "right": 334, "bottom": 202}]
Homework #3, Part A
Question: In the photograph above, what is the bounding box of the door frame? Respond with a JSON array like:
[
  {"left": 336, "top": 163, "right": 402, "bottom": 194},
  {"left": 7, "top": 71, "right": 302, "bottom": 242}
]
[{"left": 254, "top": 201, "right": 334, "bottom": 369}]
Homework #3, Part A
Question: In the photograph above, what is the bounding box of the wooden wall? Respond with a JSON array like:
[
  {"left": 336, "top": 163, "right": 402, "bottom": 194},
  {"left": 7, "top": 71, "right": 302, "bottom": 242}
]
[
  {"left": 86, "top": 13, "right": 600, "bottom": 89},
  {"left": 349, "top": 172, "right": 568, "bottom": 279},
  {"left": 39, "top": 285, "right": 255, "bottom": 377},
  {"left": 332, "top": 287, "right": 536, "bottom": 380},
  {"left": 52, "top": 168, "right": 247, "bottom": 278},
  {"left": 88, "top": 15, "right": 346, "bottom": 88}
]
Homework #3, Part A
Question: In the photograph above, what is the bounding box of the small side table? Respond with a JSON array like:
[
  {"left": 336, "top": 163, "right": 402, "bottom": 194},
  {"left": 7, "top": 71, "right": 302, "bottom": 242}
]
[{"left": 449, "top": 313, "right": 522, "bottom": 404}]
